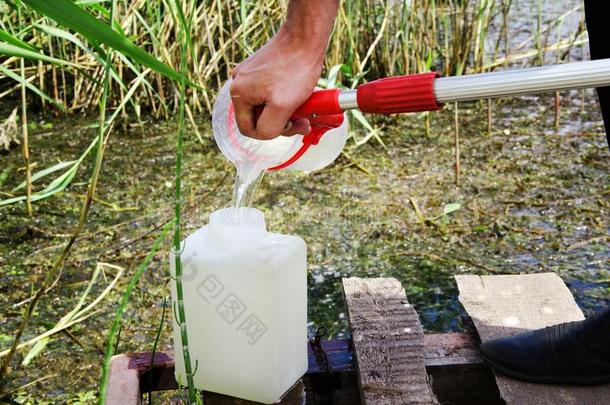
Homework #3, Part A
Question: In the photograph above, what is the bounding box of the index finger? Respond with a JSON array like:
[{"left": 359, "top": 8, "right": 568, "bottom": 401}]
[{"left": 231, "top": 95, "right": 257, "bottom": 138}]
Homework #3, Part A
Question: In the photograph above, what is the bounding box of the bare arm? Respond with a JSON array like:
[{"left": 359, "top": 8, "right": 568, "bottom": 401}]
[{"left": 230, "top": 0, "right": 339, "bottom": 140}]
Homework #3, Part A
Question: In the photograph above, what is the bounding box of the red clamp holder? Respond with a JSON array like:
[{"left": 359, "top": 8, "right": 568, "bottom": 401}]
[
  {"left": 267, "top": 112, "right": 344, "bottom": 171},
  {"left": 259, "top": 73, "right": 443, "bottom": 171},
  {"left": 291, "top": 88, "right": 344, "bottom": 119},
  {"left": 356, "top": 72, "right": 442, "bottom": 114},
  {"left": 268, "top": 89, "right": 344, "bottom": 171}
]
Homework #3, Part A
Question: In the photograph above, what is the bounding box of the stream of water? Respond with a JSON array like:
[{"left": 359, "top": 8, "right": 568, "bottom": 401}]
[{"left": 231, "top": 169, "right": 265, "bottom": 208}]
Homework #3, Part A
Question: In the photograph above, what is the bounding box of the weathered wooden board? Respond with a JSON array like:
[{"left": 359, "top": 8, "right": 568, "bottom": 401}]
[
  {"left": 456, "top": 272, "right": 610, "bottom": 405},
  {"left": 342, "top": 277, "right": 437, "bottom": 405},
  {"left": 107, "top": 353, "right": 141, "bottom": 405},
  {"left": 107, "top": 333, "right": 501, "bottom": 405},
  {"left": 423, "top": 333, "right": 482, "bottom": 368},
  {"left": 424, "top": 333, "right": 503, "bottom": 405},
  {"left": 107, "top": 351, "right": 304, "bottom": 405}
]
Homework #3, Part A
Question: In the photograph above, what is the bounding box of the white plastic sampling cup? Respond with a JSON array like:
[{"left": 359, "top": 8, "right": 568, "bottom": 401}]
[{"left": 213, "top": 79, "right": 348, "bottom": 180}]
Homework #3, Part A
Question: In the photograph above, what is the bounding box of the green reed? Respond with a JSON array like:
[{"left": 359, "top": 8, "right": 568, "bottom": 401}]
[
  {"left": 98, "top": 221, "right": 172, "bottom": 404},
  {"left": 0, "top": 0, "right": 188, "bottom": 395},
  {"left": 2, "top": 0, "right": 582, "bottom": 117},
  {"left": 0, "top": 0, "right": 120, "bottom": 391},
  {"left": 172, "top": 1, "right": 198, "bottom": 402}
]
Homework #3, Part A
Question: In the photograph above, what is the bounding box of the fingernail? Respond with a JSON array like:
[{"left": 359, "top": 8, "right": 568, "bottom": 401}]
[{"left": 283, "top": 121, "right": 293, "bottom": 131}]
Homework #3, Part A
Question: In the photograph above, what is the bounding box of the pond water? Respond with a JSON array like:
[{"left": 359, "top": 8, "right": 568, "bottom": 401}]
[{"left": 1, "top": 89, "right": 608, "bottom": 401}]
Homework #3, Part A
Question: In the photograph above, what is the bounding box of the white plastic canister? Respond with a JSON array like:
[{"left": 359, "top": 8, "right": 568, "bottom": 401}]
[{"left": 170, "top": 208, "right": 308, "bottom": 403}]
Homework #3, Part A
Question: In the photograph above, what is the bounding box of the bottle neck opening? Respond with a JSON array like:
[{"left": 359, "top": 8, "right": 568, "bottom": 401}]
[{"left": 208, "top": 207, "right": 267, "bottom": 242}]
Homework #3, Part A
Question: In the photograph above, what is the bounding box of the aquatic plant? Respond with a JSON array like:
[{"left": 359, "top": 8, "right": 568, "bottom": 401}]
[
  {"left": 98, "top": 221, "right": 172, "bottom": 404},
  {"left": 171, "top": 0, "right": 198, "bottom": 402},
  {"left": 0, "top": 0, "right": 194, "bottom": 398}
]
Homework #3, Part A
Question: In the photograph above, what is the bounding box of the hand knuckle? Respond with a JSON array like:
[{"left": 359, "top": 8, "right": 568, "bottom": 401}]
[{"left": 230, "top": 80, "right": 244, "bottom": 95}]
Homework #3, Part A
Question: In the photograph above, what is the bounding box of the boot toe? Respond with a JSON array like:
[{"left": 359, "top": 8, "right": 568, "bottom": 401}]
[
  {"left": 478, "top": 310, "right": 610, "bottom": 385},
  {"left": 479, "top": 330, "right": 549, "bottom": 377}
]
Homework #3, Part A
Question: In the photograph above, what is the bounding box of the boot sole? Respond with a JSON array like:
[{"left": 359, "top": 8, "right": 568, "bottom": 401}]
[{"left": 479, "top": 350, "right": 610, "bottom": 386}]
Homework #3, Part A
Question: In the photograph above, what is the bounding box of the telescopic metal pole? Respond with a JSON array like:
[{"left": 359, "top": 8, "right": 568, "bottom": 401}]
[
  {"left": 433, "top": 58, "right": 610, "bottom": 103},
  {"left": 336, "top": 58, "right": 610, "bottom": 110}
]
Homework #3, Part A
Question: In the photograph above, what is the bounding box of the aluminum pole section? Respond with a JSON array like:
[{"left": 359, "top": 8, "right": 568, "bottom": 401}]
[{"left": 433, "top": 58, "right": 610, "bottom": 103}]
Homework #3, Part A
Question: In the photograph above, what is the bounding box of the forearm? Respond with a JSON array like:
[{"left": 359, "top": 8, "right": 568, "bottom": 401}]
[{"left": 280, "top": 0, "right": 339, "bottom": 59}]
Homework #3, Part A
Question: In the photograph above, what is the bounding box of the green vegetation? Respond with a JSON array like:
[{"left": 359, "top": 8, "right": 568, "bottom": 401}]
[
  {"left": 170, "top": 1, "right": 199, "bottom": 402},
  {"left": 0, "top": 0, "right": 605, "bottom": 403},
  {"left": 1, "top": 0, "right": 587, "bottom": 115}
]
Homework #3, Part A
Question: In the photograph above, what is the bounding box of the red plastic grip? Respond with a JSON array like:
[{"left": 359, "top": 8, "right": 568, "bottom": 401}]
[
  {"left": 356, "top": 72, "right": 442, "bottom": 114},
  {"left": 291, "top": 88, "right": 343, "bottom": 120},
  {"left": 267, "top": 113, "right": 345, "bottom": 171},
  {"left": 266, "top": 90, "right": 345, "bottom": 172}
]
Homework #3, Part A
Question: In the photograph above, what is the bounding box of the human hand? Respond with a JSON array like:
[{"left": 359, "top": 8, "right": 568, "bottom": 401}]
[{"left": 230, "top": 1, "right": 338, "bottom": 140}]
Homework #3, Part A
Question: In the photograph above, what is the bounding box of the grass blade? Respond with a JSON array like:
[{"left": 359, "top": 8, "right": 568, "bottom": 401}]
[
  {"left": 98, "top": 222, "right": 171, "bottom": 404},
  {"left": 0, "top": 64, "right": 66, "bottom": 111},
  {"left": 0, "top": 136, "right": 96, "bottom": 207},
  {"left": 0, "top": 28, "right": 36, "bottom": 51},
  {"left": 12, "top": 160, "right": 77, "bottom": 192},
  {"left": 22, "top": 0, "right": 187, "bottom": 85},
  {"left": 0, "top": 42, "right": 78, "bottom": 66},
  {"left": 21, "top": 263, "right": 118, "bottom": 366}
]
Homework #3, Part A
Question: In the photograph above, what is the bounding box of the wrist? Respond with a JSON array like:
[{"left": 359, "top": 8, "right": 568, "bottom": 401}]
[{"left": 277, "top": 23, "right": 331, "bottom": 63}]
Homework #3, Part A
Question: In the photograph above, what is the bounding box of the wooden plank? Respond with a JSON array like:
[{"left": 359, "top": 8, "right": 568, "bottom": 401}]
[
  {"left": 109, "top": 333, "right": 501, "bottom": 404},
  {"left": 423, "top": 333, "right": 482, "bottom": 368},
  {"left": 137, "top": 334, "right": 481, "bottom": 394},
  {"left": 342, "top": 277, "right": 437, "bottom": 405},
  {"left": 108, "top": 351, "right": 304, "bottom": 405},
  {"left": 106, "top": 354, "right": 141, "bottom": 405},
  {"left": 456, "top": 272, "right": 610, "bottom": 405},
  {"left": 424, "top": 333, "right": 503, "bottom": 405}
]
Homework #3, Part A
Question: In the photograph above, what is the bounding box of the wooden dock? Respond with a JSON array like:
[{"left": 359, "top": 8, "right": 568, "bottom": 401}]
[{"left": 107, "top": 273, "right": 609, "bottom": 404}]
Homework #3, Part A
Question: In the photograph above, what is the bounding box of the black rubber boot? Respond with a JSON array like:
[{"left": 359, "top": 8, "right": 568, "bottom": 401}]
[{"left": 479, "top": 309, "right": 610, "bottom": 385}]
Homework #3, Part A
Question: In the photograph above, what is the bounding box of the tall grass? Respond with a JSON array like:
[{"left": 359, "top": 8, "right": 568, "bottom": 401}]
[
  {"left": 16, "top": 3, "right": 32, "bottom": 216},
  {"left": 98, "top": 221, "right": 172, "bottom": 404},
  {"left": 0, "top": 0, "right": 189, "bottom": 397},
  {"left": 0, "top": 0, "right": 120, "bottom": 390},
  {"left": 171, "top": 0, "right": 198, "bottom": 402},
  {"left": 1, "top": 0, "right": 586, "bottom": 118}
]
